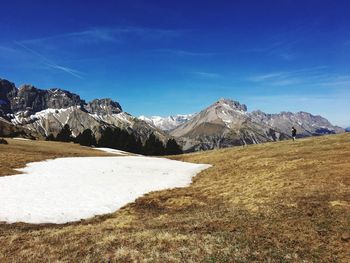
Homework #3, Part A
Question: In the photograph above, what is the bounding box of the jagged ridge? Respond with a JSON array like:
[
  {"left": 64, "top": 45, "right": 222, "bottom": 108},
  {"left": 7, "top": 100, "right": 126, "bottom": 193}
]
[{"left": 0, "top": 78, "right": 167, "bottom": 143}]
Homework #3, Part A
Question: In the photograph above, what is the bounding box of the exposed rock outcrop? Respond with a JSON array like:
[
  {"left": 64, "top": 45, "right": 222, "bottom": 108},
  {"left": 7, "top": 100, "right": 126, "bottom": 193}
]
[{"left": 86, "top": 98, "right": 122, "bottom": 115}]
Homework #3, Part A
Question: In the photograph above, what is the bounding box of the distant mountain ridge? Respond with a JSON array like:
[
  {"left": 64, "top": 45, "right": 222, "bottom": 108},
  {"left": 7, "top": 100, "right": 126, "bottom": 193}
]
[
  {"left": 249, "top": 110, "right": 345, "bottom": 137},
  {"left": 0, "top": 78, "right": 167, "bottom": 142},
  {"left": 0, "top": 77, "right": 344, "bottom": 152},
  {"left": 138, "top": 114, "right": 194, "bottom": 131},
  {"left": 170, "top": 98, "right": 345, "bottom": 152}
]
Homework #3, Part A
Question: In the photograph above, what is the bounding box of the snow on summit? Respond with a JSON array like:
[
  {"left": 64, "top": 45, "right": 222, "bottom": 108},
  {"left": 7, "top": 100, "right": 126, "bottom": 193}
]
[{"left": 0, "top": 156, "right": 210, "bottom": 224}]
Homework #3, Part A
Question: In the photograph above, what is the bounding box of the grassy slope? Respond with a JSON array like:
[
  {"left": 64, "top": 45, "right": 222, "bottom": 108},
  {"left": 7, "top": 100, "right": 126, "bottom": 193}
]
[{"left": 0, "top": 134, "right": 349, "bottom": 262}]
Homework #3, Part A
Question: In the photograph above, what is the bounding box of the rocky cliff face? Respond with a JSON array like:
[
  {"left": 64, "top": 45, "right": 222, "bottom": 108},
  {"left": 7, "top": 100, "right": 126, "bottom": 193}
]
[
  {"left": 0, "top": 79, "right": 17, "bottom": 116},
  {"left": 1, "top": 83, "right": 85, "bottom": 117},
  {"left": 86, "top": 98, "right": 122, "bottom": 115}
]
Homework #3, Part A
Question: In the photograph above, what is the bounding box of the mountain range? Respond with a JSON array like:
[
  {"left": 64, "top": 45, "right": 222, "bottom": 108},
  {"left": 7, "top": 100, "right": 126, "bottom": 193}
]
[
  {"left": 168, "top": 99, "right": 344, "bottom": 151},
  {"left": 0, "top": 78, "right": 167, "bottom": 143},
  {"left": 0, "top": 77, "right": 345, "bottom": 152}
]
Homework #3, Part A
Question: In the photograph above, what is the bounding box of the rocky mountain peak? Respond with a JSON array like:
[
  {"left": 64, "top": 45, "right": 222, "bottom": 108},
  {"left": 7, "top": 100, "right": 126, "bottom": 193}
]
[
  {"left": 0, "top": 79, "right": 17, "bottom": 116},
  {"left": 214, "top": 98, "right": 248, "bottom": 112},
  {"left": 10, "top": 85, "right": 85, "bottom": 114},
  {"left": 86, "top": 98, "right": 122, "bottom": 115},
  {"left": 18, "top": 84, "right": 38, "bottom": 92},
  {"left": 0, "top": 79, "right": 17, "bottom": 96}
]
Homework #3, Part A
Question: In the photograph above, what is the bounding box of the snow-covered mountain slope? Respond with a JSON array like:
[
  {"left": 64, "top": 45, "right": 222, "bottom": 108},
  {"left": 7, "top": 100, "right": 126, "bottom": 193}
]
[
  {"left": 9, "top": 106, "right": 166, "bottom": 142},
  {"left": 138, "top": 114, "right": 194, "bottom": 131}
]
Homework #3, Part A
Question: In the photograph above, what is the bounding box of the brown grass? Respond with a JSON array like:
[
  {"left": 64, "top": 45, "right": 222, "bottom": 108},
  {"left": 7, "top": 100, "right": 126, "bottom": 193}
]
[
  {"left": 0, "top": 139, "right": 112, "bottom": 176},
  {"left": 0, "top": 134, "right": 350, "bottom": 262}
]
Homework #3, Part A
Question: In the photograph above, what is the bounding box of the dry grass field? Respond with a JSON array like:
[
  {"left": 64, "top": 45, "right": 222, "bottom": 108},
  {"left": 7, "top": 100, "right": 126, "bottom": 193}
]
[{"left": 0, "top": 134, "right": 349, "bottom": 262}]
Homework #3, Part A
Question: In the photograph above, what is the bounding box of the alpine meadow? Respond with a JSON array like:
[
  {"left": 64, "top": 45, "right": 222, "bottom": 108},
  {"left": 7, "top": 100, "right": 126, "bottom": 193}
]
[{"left": 0, "top": 1, "right": 349, "bottom": 262}]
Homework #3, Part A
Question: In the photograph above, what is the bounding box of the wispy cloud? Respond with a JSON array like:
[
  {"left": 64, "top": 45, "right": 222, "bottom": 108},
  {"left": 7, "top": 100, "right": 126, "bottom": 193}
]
[
  {"left": 317, "top": 75, "right": 350, "bottom": 87},
  {"left": 249, "top": 66, "right": 332, "bottom": 86},
  {"left": 0, "top": 45, "right": 18, "bottom": 53},
  {"left": 20, "top": 26, "right": 186, "bottom": 45},
  {"left": 191, "top": 71, "right": 222, "bottom": 79},
  {"left": 148, "top": 48, "right": 219, "bottom": 57},
  {"left": 14, "top": 41, "right": 84, "bottom": 79},
  {"left": 242, "top": 39, "right": 300, "bottom": 61},
  {"left": 250, "top": 72, "right": 287, "bottom": 82},
  {"left": 242, "top": 21, "right": 318, "bottom": 61}
]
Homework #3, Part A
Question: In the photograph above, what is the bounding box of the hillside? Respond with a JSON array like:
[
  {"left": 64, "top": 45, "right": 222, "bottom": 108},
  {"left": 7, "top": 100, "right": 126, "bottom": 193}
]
[{"left": 0, "top": 134, "right": 349, "bottom": 262}]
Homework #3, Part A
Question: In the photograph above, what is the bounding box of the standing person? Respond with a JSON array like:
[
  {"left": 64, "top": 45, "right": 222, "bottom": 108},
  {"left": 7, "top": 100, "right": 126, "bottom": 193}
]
[{"left": 292, "top": 126, "right": 297, "bottom": 141}]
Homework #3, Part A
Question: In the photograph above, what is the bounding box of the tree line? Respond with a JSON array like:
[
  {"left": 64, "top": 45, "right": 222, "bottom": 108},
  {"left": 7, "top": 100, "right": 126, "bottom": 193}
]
[{"left": 47, "top": 124, "right": 182, "bottom": 155}]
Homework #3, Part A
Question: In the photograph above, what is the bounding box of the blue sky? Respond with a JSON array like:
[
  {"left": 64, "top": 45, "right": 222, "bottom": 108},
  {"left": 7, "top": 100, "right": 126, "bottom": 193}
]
[{"left": 0, "top": 0, "right": 349, "bottom": 127}]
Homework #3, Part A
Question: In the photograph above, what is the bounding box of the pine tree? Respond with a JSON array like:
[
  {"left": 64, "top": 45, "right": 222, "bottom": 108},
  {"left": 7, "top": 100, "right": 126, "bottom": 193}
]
[
  {"left": 98, "top": 127, "right": 144, "bottom": 154},
  {"left": 165, "top": 138, "right": 183, "bottom": 155},
  {"left": 76, "top": 129, "right": 96, "bottom": 146},
  {"left": 56, "top": 124, "right": 72, "bottom": 142},
  {"left": 129, "top": 137, "right": 143, "bottom": 154},
  {"left": 142, "top": 133, "right": 165, "bottom": 156},
  {"left": 98, "top": 127, "right": 114, "bottom": 147},
  {"left": 46, "top": 133, "right": 55, "bottom": 141}
]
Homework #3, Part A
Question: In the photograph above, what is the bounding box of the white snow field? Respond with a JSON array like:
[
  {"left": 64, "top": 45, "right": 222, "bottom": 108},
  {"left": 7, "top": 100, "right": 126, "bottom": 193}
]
[{"left": 0, "top": 156, "right": 210, "bottom": 224}]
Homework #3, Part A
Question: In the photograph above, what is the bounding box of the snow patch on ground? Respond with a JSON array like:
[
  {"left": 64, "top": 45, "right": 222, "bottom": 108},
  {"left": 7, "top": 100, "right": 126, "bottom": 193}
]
[
  {"left": 94, "top": 147, "right": 131, "bottom": 155},
  {"left": 12, "top": 138, "right": 30, "bottom": 141},
  {"left": 0, "top": 156, "right": 211, "bottom": 224}
]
